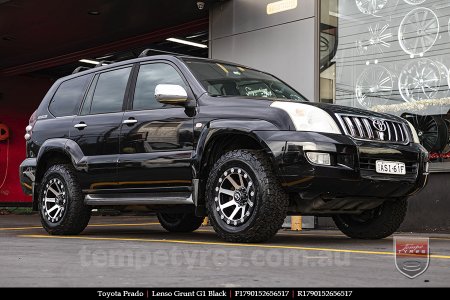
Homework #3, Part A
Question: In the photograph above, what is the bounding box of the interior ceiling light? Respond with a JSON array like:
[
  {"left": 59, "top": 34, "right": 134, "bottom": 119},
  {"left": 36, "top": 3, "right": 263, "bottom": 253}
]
[
  {"left": 267, "top": 0, "right": 298, "bottom": 15},
  {"left": 88, "top": 11, "right": 100, "bottom": 15},
  {"left": 166, "top": 38, "right": 208, "bottom": 48},
  {"left": 96, "top": 54, "right": 113, "bottom": 60},
  {"left": 79, "top": 59, "right": 100, "bottom": 65}
]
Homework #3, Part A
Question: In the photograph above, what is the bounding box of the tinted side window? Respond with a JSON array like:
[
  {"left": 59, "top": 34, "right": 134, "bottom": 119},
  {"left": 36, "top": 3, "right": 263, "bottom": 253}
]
[
  {"left": 88, "top": 67, "right": 132, "bottom": 115},
  {"left": 49, "top": 75, "right": 90, "bottom": 117},
  {"left": 133, "top": 63, "right": 187, "bottom": 110}
]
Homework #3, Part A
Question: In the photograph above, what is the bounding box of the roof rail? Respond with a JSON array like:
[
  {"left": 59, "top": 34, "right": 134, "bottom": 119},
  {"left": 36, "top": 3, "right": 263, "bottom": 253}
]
[
  {"left": 138, "top": 49, "right": 153, "bottom": 58},
  {"left": 72, "top": 66, "right": 91, "bottom": 74},
  {"left": 94, "top": 60, "right": 115, "bottom": 68}
]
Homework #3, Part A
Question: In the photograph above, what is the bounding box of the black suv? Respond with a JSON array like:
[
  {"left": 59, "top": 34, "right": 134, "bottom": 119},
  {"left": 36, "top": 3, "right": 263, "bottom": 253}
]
[{"left": 20, "top": 54, "right": 429, "bottom": 242}]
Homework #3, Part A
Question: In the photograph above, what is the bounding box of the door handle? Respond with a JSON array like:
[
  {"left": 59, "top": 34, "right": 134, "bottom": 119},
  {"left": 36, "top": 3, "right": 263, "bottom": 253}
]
[
  {"left": 74, "top": 122, "right": 87, "bottom": 129},
  {"left": 123, "top": 118, "right": 138, "bottom": 125}
]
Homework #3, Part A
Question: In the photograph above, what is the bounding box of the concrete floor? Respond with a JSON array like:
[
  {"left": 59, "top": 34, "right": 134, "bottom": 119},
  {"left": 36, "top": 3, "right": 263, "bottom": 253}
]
[{"left": 0, "top": 214, "right": 449, "bottom": 287}]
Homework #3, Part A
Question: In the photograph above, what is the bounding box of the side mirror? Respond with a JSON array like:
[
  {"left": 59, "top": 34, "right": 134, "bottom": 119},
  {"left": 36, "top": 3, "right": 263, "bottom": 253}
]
[{"left": 155, "top": 84, "right": 188, "bottom": 105}]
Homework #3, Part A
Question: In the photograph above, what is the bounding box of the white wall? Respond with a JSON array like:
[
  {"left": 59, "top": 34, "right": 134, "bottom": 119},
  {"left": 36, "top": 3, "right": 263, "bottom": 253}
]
[{"left": 209, "top": 0, "right": 318, "bottom": 101}]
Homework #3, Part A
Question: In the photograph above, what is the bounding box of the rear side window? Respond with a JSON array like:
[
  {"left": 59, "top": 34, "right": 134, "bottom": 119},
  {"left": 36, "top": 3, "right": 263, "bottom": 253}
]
[
  {"left": 48, "top": 75, "right": 90, "bottom": 117},
  {"left": 82, "top": 67, "right": 132, "bottom": 115}
]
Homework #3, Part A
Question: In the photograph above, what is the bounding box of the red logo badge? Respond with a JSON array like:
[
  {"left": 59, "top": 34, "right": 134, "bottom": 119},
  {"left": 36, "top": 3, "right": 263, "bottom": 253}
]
[{"left": 394, "top": 236, "right": 430, "bottom": 279}]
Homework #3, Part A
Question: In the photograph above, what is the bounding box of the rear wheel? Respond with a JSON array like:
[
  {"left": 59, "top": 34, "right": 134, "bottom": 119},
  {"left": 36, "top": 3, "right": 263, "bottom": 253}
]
[
  {"left": 38, "top": 164, "right": 91, "bottom": 235},
  {"left": 157, "top": 212, "right": 204, "bottom": 233},
  {"left": 333, "top": 198, "right": 408, "bottom": 239},
  {"left": 206, "top": 150, "right": 288, "bottom": 243}
]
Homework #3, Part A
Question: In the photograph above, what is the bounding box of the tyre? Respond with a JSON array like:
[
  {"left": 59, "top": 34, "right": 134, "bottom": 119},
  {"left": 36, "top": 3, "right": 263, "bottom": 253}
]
[
  {"left": 206, "top": 150, "right": 288, "bottom": 243},
  {"left": 38, "top": 164, "right": 91, "bottom": 235},
  {"left": 332, "top": 198, "right": 408, "bottom": 239},
  {"left": 157, "top": 212, "right": 204, "bottom": 233}
]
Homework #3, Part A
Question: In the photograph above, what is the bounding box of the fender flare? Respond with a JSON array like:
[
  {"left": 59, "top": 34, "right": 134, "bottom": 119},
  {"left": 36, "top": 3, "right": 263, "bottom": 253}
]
[
  {"left": 193, "top": 119, "right": 280, "bottom": 179},
  {"left": 36, "top": 138, "right": 87, "bottom": 172}
]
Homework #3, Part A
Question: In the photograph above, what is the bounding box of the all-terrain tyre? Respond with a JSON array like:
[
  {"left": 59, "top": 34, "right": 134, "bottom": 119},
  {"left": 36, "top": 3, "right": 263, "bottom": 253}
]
[
  {"left": 38, "top": 164, "right": 91, "bottom": 235},
  {"left": 333, "top": 198, "right": 408, "bottom": 239},
  {"left": 206, "top": 150, "right": 289, "bottom": 243},
  {"left": 157, "top": 212, "right": 204, "bottom": 233}
]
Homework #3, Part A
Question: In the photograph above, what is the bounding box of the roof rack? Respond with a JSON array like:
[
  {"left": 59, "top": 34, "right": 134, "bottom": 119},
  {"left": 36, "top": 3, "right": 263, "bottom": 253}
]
[
  {"left": 72, "top": 60, "right": 116, "bottom": 74},
  {"left": 94, "top": 60, "right": 115, "bottom": 68},
  {"left": 72, "top": 66, "right": 90, "bottom": 74},
  {"left": 138, "top": 49, "right": 153, "bottom": 58},
  {"left": 138, "top": 48, "right": 186, "bottom": 58}
]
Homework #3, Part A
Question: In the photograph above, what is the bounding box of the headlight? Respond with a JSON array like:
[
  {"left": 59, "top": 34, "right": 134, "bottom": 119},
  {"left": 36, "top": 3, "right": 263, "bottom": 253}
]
[
  {"left": 271, "top": 102, "right": 341, "bottom": 134},
  {"left": 405, "top": 120, "right": 420, "bottom": 144}
]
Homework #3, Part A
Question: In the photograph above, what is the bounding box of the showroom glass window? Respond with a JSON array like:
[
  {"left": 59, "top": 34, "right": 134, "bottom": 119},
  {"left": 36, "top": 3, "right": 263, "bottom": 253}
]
[
  {"left": 319, "top": 0, "right": 450, "bottom": 171},
  {"left": 82, "top": 67, "right": 132, "bottom": 115},
  {"left": 133, "top": 63, "right": 187, "bottom": 110},
  {"left": 49, "top": 75, "right": 91, "bottom": 117}
]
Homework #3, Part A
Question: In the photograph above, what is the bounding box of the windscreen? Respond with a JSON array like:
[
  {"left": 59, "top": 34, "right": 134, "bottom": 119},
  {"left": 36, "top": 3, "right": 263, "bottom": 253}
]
[{"left": 184, "top": 60, "right": 307, "bottom": 101}]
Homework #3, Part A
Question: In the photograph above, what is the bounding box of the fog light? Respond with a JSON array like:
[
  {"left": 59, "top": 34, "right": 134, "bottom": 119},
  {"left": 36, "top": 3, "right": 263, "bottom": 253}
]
[{"left": 306, "top": 152, "right": 331, "bottom": 166}]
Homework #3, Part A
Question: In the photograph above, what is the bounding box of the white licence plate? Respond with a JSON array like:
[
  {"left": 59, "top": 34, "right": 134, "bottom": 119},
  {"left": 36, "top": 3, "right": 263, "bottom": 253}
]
[{"left": 375, "top": 160, "right": 406, "bottom": 175}]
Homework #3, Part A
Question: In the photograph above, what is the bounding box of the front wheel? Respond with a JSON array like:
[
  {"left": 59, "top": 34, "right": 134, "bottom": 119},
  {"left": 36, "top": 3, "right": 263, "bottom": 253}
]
[
  {"left": 206, "top": 150, "right": 289, "bottom": 243},
  {"left": 333, "top": 198, "right": 408, "bottom": 239}
]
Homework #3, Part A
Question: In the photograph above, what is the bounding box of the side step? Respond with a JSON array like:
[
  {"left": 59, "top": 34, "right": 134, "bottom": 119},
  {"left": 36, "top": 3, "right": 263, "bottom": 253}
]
[{"left": 85, "top": 193, "right": 193, "bottom": 206}]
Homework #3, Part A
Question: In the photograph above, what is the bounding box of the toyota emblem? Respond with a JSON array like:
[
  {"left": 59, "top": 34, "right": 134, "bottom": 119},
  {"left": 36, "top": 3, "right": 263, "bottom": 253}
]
[{"left": 372, "top": 119, "right": 387, "bottom": 132}]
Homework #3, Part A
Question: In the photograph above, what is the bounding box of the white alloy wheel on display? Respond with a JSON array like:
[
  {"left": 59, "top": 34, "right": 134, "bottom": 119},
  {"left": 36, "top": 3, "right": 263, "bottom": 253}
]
[
  {"left": 355, "top": 0, "right": 388, "bottom": 16},
  {"left": 398, "top": 7, "right": 439, "bottom": 58},
  {"left": 355, "top": 65, "right": 394, "bottom": 108},
  {"left": 403, "top": 0, "right": 426, "bottom": 5},
  {"left": 356, "top": 23, "right": 393, "bottom": 55},
  {"left": 398, "top": 58, "right": 441, "bottom": 102}
]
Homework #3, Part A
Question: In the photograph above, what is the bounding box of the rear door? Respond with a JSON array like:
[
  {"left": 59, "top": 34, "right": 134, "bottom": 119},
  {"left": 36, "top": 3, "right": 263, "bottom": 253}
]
[
  {"left": 69, "top": 65, "right": 133, "bottom": 192},
  {"left": 118, "top": 61, "right": 195, "bottom": 193}
]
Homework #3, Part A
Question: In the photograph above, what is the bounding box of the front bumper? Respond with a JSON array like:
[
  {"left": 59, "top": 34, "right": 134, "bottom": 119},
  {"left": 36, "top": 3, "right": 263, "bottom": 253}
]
[{"left": 257, "top": 131, "right": 429, "bottom": 199}]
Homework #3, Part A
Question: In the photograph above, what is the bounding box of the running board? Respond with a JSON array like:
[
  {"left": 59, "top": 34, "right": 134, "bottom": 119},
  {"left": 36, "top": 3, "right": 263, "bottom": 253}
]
[{"left": 85, "top": 193, "right": 194, "bottom": 206}]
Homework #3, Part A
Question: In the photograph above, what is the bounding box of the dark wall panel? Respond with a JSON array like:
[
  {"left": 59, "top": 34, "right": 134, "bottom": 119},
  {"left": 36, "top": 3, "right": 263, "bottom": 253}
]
[{"left": 0, "top": 75, "right": 52, "bottom": 203}]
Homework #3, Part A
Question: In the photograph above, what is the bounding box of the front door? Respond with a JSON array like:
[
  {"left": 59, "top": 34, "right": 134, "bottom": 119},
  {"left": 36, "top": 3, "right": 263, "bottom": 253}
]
[
  {"left": 70, "top": 66, "right": 133, "bottom": 192},
  {"left": 118, "top": 62, "right": 194, "bottom": 193}
]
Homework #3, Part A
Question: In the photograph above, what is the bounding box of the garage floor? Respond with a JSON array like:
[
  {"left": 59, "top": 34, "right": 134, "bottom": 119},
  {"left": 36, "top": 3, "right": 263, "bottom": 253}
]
[{"left": 0, "top": 214, "right": 449, "bottom": 287}]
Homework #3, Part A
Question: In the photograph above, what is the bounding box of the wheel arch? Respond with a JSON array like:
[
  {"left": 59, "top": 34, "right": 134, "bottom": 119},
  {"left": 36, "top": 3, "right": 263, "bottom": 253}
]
[
  {"left": 194, "top": 119, "right": 283, "bottom": 207},
  {"left": 34, "top": 139, "right": 86, "bottom": 210}
]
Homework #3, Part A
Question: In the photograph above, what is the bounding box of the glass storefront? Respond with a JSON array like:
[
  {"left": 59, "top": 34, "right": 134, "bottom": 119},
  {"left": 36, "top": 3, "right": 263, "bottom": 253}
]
[{"left": 320, "top": 0, "right": 450, "bottom": 171}]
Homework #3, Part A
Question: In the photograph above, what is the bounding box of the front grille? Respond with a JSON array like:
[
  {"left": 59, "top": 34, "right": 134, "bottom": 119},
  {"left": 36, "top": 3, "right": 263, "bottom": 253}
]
[{"left": 336, "top": 114, "right": 409, "bottom": 144}]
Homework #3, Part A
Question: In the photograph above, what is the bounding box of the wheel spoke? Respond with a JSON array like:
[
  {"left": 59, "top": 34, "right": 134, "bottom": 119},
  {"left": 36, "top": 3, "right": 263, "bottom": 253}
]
[
  {"left": 53, "top": 207, "right": 62, "bottom": 219},
  {"left": 47, "top": 205, "right": 59, "bottom": 214},
  {"left": 45, "top": 198, "right": 56, "bottom": 203},
  {"left": 226, "top": 175, "right": 241, "bottom": 189},
  {"left": 238, "top": 173, "right": 244, "bottom": 187},
  {"left": 47, "top": 186, "right": 60, "bottom": 196},
  {"left": 220, "top": 199, "right": 237, "bottom": 209},
  {"left": 55, "top": 183, "right": 63, "bottom": 194},
  {"left": 219, "top": 188, "right": 235, "bottom": 197},
  {"left": 229, "top": 206, "right": 241, "bottom": 220},
  {"left": 241, "top": 205, "right": 246, "bottom": 219}
]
